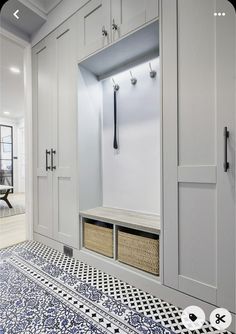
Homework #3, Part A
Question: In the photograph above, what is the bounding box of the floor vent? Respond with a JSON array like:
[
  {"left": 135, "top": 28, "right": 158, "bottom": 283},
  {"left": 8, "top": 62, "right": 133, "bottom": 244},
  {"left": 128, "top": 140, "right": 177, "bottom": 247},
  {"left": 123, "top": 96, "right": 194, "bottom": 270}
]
[{"left": 64, "top": 245, "right": 73, "bottom": 258}]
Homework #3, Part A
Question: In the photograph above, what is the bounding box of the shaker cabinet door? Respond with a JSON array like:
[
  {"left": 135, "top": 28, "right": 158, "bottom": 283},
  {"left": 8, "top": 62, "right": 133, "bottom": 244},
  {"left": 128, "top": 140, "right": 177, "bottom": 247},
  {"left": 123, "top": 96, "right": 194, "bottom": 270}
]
[
  {"left": 162, "top": 0, "right": 235, "bottom": 312},
  {"left": 32, "top": 34, "right": 56, "bottom": 238},
  {"left": 52, "top": 17, "right": 78, "bottom": 248},
  {"left": 111, "top": 0, "right": 158, "bottom": 41},
  {"left": 77, "top": 0, "right": 111, "bottom": 61}
]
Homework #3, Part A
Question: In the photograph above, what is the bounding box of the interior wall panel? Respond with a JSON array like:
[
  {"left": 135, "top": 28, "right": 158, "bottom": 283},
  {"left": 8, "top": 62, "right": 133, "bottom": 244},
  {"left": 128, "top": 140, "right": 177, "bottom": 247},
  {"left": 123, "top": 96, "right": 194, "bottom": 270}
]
[{"left": 102, "top": 58, "right": 160, "bottom": 214}]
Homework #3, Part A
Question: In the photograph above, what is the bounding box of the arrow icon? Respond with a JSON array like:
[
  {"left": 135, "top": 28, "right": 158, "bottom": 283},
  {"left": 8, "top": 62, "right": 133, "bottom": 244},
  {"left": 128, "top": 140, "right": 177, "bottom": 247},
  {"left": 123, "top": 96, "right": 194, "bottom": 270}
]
[{"left": 13, "top": 9, "right": 19, "bottom": 19}]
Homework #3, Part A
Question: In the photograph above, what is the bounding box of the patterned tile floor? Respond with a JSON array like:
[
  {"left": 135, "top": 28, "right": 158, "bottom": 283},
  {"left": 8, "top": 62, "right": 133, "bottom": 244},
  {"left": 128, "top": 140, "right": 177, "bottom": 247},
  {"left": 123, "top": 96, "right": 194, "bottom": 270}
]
[{"left": 0, "top": 241, "right": 232, "bottom": 334}]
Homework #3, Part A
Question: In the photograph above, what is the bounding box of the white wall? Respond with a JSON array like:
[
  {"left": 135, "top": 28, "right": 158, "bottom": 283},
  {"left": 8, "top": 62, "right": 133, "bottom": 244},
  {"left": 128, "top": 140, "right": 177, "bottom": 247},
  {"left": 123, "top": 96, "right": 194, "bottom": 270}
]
[
  {"left": 0, "top": 117, "right": 25, "bottom": 193},
  {"left": 102, "top": 58, "right": 160, "bottom": 214},
  {"left": 77, "top": 67, "right": 103, "bottom": 211}
]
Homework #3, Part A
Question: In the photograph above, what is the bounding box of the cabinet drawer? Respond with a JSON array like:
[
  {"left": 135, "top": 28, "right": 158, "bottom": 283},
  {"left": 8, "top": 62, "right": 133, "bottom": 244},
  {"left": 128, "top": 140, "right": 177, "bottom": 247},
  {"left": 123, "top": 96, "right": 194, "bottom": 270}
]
[
  {"left": 118, "top": 229, "right": 159, "bottom": 275},
  {"left": 84, "top": 221, "right": 113, "bottom": 257}
]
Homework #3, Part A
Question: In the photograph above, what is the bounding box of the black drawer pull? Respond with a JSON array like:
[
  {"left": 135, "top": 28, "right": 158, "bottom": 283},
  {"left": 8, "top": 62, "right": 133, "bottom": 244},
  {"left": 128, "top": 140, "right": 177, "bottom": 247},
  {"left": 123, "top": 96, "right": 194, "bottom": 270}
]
[
  {"left": 224, "top": 126, "right": 229, "bottom": 172},
  {"left": 57, "top": 28, "right": 70, "bottom": 39},
  {"left": 46, "top": 149, "right": 51, "bottom": 171},
  {"left": 51, "top": 149, "right": 56, "bottom": 171}
]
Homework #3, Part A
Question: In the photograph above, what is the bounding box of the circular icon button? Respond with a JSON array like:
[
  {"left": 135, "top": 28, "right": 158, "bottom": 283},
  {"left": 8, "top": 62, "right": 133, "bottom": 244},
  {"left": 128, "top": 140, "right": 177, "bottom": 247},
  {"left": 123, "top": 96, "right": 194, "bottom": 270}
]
[
  {"left": 210, "top": 308, "right": 232, "bottom": 331},
  {"left": 181, "top": 306, "right": 206, "bottom": 330}
]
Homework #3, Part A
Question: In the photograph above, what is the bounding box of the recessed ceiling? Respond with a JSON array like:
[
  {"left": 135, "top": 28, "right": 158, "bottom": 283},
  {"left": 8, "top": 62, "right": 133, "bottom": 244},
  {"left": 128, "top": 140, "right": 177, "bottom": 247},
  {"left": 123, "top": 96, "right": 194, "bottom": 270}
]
[
  {"left": 0, "top": 0, "right": 63, "bottom": 40},
  {"left": 25, "top": 0, "right": 63, "bottom": 14},
  {"left": 0, "top": 34, "right": 24, "bottom": 120},
  {"left": 0, "top": 0, "right": 46, "bottom": 39}
]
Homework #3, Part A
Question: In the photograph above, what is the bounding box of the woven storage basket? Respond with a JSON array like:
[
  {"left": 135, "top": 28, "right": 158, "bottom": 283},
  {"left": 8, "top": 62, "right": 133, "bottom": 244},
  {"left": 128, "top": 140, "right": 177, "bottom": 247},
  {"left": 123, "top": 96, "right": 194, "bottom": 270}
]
[
  {"left": 118, "top": 230, "right": 159, "bottom": 275},
  {"left": 84, "top": 222, "right": 113, "bottom": 258}
]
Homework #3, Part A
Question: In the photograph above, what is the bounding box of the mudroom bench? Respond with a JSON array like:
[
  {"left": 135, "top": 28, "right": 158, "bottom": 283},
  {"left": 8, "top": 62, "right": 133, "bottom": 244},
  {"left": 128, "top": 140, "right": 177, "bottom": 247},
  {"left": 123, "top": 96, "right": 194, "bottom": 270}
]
[{"left": 80, "top": 207, "right": 160, "bottom": 277}]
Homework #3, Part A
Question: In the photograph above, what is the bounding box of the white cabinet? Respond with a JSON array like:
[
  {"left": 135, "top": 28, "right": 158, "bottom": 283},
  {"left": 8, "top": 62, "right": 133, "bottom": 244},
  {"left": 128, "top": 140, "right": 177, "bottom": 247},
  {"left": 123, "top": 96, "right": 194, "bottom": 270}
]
[
  {"left": 33, "top": 16, "right": 78, "bottom": 247},
  {"left": 77, "top": 0, "right": 111, "bottom": 61},
  {"left": 77, "top": 0, "right": 158, "bottom": 60},
  {"left": 32, "top": 33, "right": 56, "bottom": 239},
  {"left": 111, "top": 0, "right": 158, "bottom": 41},
  {"left": 162, "top": 0, "right": 235, "bottom": 311},
  {"left": 52, "top": 17, "right": 78, "bottom": 247}
]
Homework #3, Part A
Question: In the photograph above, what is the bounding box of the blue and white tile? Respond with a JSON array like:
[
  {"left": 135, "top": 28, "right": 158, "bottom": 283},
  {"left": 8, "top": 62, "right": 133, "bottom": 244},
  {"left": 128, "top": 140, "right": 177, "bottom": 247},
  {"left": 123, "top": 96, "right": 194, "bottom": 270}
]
[{"left": 0, "top": 241, "right": 231, "bottom": 334}]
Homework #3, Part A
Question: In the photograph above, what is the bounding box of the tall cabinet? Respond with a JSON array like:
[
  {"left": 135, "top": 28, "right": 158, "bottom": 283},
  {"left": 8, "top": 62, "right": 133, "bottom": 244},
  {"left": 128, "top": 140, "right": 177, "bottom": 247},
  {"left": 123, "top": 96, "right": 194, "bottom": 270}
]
[
  {"left": 32, "top": 15, "right": 78, "bottom": 248},
  {"left": 162, "top": 0, "right": 235, "bottom": 312}
]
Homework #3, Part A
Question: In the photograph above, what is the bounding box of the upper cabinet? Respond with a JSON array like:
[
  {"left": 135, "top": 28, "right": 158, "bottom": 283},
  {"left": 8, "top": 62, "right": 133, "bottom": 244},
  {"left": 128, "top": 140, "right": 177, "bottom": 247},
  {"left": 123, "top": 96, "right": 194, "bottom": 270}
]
[
  {"left": 77, "top": 0, "right": 111, "bottom": 61},
  {"left": 111, "top": 0, "right": 158, "bottom": 41},
  {"left": 77, "top": 0, "right": 159, "bottom": 61}
]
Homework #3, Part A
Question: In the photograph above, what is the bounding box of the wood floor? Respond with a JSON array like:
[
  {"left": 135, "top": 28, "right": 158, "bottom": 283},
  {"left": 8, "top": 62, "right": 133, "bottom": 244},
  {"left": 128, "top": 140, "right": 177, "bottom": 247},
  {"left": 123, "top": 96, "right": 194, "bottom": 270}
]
[{"left": 0, "top": 213, "right": 26, "bottom": 249}]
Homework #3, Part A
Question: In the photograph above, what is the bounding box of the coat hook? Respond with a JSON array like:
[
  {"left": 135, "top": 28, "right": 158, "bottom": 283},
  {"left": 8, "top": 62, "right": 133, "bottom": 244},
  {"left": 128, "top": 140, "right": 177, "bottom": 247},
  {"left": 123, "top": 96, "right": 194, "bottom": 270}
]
[
  {"left": 130, "top": 70, "right": 137, "bottom": 85},
  {"left": 149, "top": 63, "right": 156, "bottom": 78},
  {"left": 112, "top": 77, "right": 119, "bottom": 91}
]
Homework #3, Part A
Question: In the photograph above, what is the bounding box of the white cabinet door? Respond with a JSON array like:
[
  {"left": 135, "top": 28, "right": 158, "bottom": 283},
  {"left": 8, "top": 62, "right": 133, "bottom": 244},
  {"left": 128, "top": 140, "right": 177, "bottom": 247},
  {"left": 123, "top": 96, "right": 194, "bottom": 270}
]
[
  {"left": 111, "top": 0, "right": 158, "bottom": 41},
  {"left": 77, "top": 0, "right": 111, "bottom": 61},
  {"left": 32, "top": 34, "right": 56, "bottom": 238},
  {"left": 52, "top": 17, "right": 78, "bottom": 247},
  {"left": 162, "top": 0, "right": 235, "bottom": 311}
]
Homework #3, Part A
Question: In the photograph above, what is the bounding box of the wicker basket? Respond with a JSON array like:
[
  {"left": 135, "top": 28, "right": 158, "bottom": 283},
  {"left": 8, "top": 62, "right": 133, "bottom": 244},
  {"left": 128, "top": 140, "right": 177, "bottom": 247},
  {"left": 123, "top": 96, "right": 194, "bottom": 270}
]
[
  {"left": 118, "top": 230, "right": 159, "bottom": 275},
  {"left": 84, "top": 222, "right": 113, "bottom": 258}
]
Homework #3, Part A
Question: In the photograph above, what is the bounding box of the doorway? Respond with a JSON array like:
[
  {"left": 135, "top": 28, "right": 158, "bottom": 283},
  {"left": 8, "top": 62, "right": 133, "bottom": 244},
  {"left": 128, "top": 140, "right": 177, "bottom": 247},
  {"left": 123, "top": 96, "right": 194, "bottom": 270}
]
[{"left": 0, "top": 30, "right": 32, "bottom": 249}]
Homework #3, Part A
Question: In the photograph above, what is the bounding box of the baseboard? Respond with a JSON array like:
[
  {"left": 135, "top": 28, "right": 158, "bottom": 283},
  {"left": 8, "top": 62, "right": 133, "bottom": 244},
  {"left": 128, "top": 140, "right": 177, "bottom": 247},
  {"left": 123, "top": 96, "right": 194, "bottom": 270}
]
[{"left": 33, "top": 232, "right": 236, "bottom": 332}]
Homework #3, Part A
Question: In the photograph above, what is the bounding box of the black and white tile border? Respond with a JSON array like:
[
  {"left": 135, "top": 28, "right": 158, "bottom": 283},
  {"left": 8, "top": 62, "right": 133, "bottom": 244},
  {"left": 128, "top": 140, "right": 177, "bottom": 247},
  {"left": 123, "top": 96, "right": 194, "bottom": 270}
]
[{"left": 0, "top": 241, "right": 231, "bottom": 334}]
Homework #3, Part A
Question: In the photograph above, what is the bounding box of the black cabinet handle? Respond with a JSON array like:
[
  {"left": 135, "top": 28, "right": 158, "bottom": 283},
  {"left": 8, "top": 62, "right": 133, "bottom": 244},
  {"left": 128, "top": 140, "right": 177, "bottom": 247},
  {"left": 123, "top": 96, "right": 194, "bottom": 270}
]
[
  {"left": 57, "top": 28, "right": 70, "bottom": 39},
  {"left": 46, "top": 150, "right": 51, "bottom": 171},
  {"left": 51, "top": 149, "right": 56, "bottom": 171},
  {"left": 224, "top": 127, "right": 229, "bottom": 172},
  {"left": 113, "top": 89, "right": 118, "bottom": 149}
]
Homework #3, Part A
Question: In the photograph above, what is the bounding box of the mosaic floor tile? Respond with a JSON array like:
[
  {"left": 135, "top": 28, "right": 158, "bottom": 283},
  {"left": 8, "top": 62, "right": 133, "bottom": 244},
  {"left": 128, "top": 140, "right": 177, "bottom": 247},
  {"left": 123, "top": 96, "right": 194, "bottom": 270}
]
[
  {"left": 0, "top": 241, "right": 232, "bottom": 334},
  {"left": 0, "top": 243, "right": 173, "bottom": 334}
]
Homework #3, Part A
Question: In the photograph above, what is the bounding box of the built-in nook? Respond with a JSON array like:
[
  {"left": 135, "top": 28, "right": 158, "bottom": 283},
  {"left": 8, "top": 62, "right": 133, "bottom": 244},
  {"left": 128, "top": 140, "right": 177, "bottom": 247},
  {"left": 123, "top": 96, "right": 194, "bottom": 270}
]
[
  {"left": 29, "top": 0, "right": 236, "bottom": 322},
  {"left": 78, "top": 21, "right": 161, "bottom": 277}
]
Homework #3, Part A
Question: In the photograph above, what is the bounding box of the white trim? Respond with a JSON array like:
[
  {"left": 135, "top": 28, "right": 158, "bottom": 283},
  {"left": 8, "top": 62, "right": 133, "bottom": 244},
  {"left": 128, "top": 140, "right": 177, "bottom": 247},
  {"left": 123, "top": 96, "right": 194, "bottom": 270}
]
[
  {"left": 0, "top": 28, "right": 33, "bottom": 241},
  {"left": 18, "top": 0, "right": 47, "bottom": 19},
  {"left": 24, "top": 45, "right": 33, "bottom": 241},
  {"left": 159, "top": 0, "right": 164, "bottom": 286},
  {"left": 179, "top": 275, "right": 217, "bottom": 305},
  {"left": 177, "top": 166, "right": 217, "bottom": 183},
  {"left": 0, "top": 28, "right": 29, "bottom": 47}
]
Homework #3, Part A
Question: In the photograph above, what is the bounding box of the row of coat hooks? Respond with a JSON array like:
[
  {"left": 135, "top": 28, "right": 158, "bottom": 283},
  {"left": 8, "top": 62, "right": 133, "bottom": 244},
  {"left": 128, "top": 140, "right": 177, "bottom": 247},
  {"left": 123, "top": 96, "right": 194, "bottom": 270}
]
[{"left": 112, "top": 62, "right": 156, "bottom": 91}]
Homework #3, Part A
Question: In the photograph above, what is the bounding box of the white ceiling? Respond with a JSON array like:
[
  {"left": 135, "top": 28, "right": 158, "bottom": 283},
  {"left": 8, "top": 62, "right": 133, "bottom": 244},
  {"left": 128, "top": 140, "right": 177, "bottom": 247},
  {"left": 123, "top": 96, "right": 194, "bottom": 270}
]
[
  {"left": 0, "top": 0, "right": 63, "bottom": 41},
  {"left": 0, "top": 34, "right": 25, "bottom": 120},
  {"left": 26, "top": 0, "right": 63, "bottom": 14}
]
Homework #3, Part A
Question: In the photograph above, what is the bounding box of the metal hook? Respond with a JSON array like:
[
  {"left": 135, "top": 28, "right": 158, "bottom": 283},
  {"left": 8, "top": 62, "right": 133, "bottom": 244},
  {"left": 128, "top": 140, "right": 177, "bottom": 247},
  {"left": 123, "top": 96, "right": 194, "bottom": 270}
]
[
  {"left": 112, "top": 78, "right": 120, "bottom": 91},
  {"left": 149, "top": 63, "right": 156, "bottom": 78},
  {"left": 130, "top": 70, "right": 137, "bottom": 85}
]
